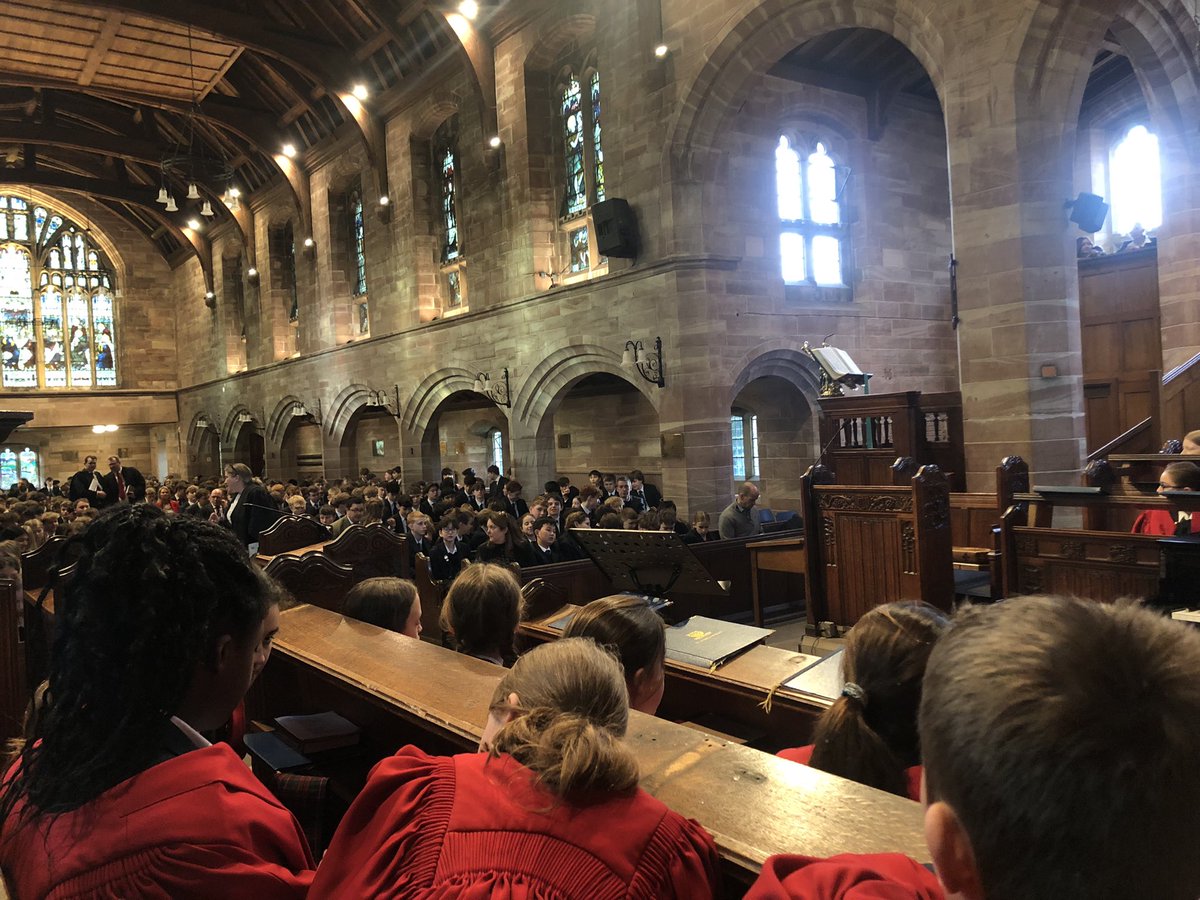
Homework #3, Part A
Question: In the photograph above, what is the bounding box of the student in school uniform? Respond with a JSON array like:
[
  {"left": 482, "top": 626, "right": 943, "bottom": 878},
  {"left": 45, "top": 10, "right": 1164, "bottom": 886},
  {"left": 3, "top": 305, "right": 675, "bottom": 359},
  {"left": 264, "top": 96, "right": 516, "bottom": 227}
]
[
  {"left": 429, "top": 513, "right": 467, "bottom": 582},
  {"left": 528, "top": 515, "right": 562, "bottom": 566},
  {"left": 0, "top": 505, "right": 314, "bottom": 898},
  {"left": 747, "top": 595, "right": 1200, "bottom": 900},
  {"left": 308, "top": 638, "right": 720, "bottom": 899}
]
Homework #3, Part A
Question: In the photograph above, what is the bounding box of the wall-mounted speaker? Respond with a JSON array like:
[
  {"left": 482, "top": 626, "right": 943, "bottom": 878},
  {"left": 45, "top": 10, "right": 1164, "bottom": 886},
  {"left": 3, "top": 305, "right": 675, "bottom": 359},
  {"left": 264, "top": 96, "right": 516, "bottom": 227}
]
[
  {"left": 592, "top": 198, "right": 639, "bottom": 258},
  {"left": 1068, "top": 192, "right": 1109, "bottom": 234}
]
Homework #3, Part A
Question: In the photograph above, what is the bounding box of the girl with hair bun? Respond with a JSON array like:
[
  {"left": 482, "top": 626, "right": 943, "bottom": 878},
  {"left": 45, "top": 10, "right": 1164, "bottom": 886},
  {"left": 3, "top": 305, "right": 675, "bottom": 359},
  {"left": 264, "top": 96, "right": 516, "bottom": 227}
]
[
  {"left": 310, "top": 638, "right": 720, "bottom": 898},
  {"left": 0, "top": 504, "right": 314, "bottom": 897},
  {"left": 778, "top": 600, "right": 949, "bottom": 800}
]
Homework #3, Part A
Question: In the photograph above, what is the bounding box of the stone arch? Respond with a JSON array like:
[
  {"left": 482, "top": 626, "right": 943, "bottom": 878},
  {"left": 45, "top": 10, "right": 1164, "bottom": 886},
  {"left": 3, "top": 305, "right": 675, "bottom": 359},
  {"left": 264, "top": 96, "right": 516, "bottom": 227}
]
[
  {"left": 267, "top": 394, "right": 308, "bottom": 447},
  {"left": 727, "top": 344, "right": 825, "bottom": 409},
  {"left": 221, "top": 404, "right": 258, "bottom": 446},
  {"left": 412, "top": 91, "right": 465, "bottom": 141},
  {"left": 17, "top": 187, "right": 128, "bottom": 276},
  {"left": 667, "top": 0, "right": 948, "bottom": 181},
  {"left": 525, "top": 15, "right": 598, "bottom": 72},
  {"left": 402, "top": 367, "right": 487, "bottom": 436},
  {"left": 184, "top": 409, "right": 218, "bottom": 451},
  {"left": 513, "top": 345, "right": 660, "bottom": 432},
  {"left": 327, "top": 383, "right": 381, "bottom": 447}
]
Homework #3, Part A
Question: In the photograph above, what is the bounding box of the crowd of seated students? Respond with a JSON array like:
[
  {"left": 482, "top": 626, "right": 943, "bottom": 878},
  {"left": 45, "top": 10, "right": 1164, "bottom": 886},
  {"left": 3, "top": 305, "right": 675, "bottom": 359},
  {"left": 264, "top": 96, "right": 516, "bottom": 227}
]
[{"left": 4, "top": 500, "right": 1200, "bottom": 897}]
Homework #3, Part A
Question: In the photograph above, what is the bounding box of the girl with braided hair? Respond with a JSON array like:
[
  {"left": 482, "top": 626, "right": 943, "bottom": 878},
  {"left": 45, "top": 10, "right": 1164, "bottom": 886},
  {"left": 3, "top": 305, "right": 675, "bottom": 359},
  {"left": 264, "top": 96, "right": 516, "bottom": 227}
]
[
  {"left": 777, "top": 600, "right": 950, "bottom": 800},
  {"left": 0, "top": 504, "right": 314, "bottom": 897},
  {"left": 309, "top": 638, "right": 720, "bottom": 898}
]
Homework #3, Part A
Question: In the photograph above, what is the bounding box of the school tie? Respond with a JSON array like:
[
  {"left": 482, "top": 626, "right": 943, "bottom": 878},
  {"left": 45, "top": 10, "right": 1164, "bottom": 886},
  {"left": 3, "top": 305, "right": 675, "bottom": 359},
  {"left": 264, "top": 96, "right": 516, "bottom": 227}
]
[{"left": 116, "top": 471, "right": 126, "bottom": 502}]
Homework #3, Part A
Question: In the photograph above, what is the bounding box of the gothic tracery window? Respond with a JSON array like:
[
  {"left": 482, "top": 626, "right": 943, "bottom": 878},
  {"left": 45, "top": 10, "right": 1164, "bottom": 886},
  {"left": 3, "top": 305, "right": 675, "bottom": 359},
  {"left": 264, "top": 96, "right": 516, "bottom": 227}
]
[
  {"left": 775, "top": 135, "right": 847, "bottom": 288},
  {"left": 556, "top": 59, "right": 607, "bottom": 276},
  {"left": 434, "top": 118, "right": 466, "bottom": 309},
  {"left": 0, "top": 196, "right": 116, "bottom": 389},
  {"left": 349, "top": 186, "right": 367, "bottom": 297}
]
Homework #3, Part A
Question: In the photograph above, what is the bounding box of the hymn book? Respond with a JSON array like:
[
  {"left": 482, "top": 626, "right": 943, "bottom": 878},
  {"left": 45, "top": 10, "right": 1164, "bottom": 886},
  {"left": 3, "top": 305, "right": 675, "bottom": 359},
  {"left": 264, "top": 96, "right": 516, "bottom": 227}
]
[{"left": 274, "top": 711, "right": 361, "bottom": 753}]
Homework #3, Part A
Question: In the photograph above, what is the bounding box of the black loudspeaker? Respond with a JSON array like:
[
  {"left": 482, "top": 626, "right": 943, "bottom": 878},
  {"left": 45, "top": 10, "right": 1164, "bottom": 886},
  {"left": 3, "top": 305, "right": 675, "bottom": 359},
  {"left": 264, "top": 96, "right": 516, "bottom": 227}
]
[
  {"left": 592, "top": 198, "right": 639, "bottom": 258},
  {"left": 1068, "top": 192, "right": 1109, "bottom": 234}
]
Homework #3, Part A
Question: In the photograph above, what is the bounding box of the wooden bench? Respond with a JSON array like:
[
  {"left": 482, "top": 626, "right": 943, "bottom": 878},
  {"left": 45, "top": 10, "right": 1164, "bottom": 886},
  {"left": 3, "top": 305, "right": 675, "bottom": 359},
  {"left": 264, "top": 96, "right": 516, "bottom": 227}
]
[
  {"left": 257, "top": 514, "right": 331, "bottom": 557},
  {"left": 250, "top": 603, "right": 928, "bottom": 893},
  {"left": 998, "top": 486, "right": 1200, "bottom": 603},
  {"left": 518, "top": 601, "right": 827, "bottom": 751},
  {"left": 800, "top": 463, "right": 954, "bottom": 630},
  {"left": 1080, "top": 453, "right": 1197, "bottom": 532},
  {"left": 0, "top": 578, "right": 24, "bottom": 740}
]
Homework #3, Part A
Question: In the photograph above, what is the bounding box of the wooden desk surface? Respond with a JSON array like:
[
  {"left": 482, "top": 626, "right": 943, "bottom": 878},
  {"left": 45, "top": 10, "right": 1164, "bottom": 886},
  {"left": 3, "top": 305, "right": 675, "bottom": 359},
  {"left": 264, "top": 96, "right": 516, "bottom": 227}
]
[{"left": 265, "top": 604, "right": 928, "bottom": 878}]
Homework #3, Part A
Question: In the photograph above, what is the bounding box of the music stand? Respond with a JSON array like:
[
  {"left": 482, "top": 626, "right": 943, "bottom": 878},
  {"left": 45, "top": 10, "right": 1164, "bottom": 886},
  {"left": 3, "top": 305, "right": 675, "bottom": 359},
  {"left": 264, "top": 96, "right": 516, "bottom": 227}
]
[{"left": 569, "top": 528, "right": 729, "bottom": 617}]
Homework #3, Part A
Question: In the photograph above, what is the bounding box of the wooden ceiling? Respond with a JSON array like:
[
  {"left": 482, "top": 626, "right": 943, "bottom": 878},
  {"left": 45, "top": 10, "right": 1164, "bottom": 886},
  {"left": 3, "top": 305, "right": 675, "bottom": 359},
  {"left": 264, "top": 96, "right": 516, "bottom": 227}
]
[{"left": 0, "top": 0, "right": 454, "bottom": 261}]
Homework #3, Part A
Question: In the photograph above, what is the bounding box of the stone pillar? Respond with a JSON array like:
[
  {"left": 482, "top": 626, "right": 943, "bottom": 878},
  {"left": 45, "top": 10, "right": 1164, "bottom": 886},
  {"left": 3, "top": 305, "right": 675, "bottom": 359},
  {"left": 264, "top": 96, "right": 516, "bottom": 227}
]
[
  {"left": 944, "top": 63, "right": 1087, "bottom": 489},
  {"left": 1156, "top": 130, "right": 1200, "bottom": 371}
]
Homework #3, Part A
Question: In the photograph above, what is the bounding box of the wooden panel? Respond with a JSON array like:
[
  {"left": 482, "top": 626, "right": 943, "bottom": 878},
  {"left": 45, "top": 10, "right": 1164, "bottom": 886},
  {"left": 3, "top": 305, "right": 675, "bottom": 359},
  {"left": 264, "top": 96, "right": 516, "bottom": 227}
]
[
  {"left": 1081, "top": 323, "right": 1122, "bottom": 374},
  {"left": 258, "top": 514, "right": 330, "bottom": 557},
  {"left": 1123, "top": 319, "right": 1161, "bottom": 372},
  {"left": 0, "top": 579, "right": 24, "bottom": 741}
]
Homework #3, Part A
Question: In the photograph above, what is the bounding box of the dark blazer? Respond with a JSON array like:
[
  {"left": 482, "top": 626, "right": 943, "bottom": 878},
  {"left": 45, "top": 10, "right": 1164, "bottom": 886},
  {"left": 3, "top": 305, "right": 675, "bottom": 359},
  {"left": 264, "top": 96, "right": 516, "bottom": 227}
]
[
  {"left": 528, "top": 543, "right": 562, "bottom": 567},
  {"left": 629, "top": 484, "right": 662, "bottom": 511},
  {"left": 225, "top": 483, "right": 280, "bottom": 548},
  {"left": 68, "top": 468, "right": 106, "bottom": 506},
  {"left": 99, "top": 466, "right": 146, "bottom": 505},
  {"left": 408, "top": 534, "right": 433, "bottom": 567},
  {"left": 505, "top": 498, "right": 529, "bottom": 521},
  {"left": 429, "top": 540, "right": 466, "bottom": 582}
]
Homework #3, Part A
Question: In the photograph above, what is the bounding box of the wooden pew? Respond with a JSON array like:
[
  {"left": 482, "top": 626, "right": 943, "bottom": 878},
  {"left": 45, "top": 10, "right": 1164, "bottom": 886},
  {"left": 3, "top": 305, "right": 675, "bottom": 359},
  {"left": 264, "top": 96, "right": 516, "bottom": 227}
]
[
  {"left": 997, "top": 483, "right": 1200, "bottom": 602},
  {"left": 1079, "top": 453, "right": 1195, "bottom": 532},
  {"left": 801, "top": 464, "right": 954, "bottom": 630},
  {"left": 411, "top": 552, "right": 448, "bottom": 645},
  {"left": 0, "top": 578, "right": 24, "bottom": 740},
  {"left": 893, "top": 454, "right": 1029, "bottom": 600},
  {"left": 518, "top": 601, "right": 826, "bottom": 751},
  {"left": 264, "top": 552, "right": 358, "bottom": 613},
  {"left": 257, "top": 514, "right": 331, "bottom": 557},
  {"left": 324, "top": 524, "right": 409, "bottom": 580},
  {"left": 20, "top": 536, "right": 67, "bottom": 591},
  {"left": 251, "top": 603, "right": 928, "bottom": 893}
]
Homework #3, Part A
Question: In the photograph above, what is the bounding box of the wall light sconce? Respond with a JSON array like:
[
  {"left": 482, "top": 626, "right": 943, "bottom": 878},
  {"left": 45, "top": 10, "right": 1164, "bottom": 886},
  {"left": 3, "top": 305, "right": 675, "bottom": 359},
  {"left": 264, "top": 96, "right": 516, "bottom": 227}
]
[
  {"left": 292, "top": 398, "right": 323, "bottom": 425},
  {"left": 236, "top": 412, "right": 255, "bottom": 425},
  {"left": 654, "top": 43, "right": 670, "bottom": 58},
  {"left": 196, "top": 416, "right": 210, "bottom": 430},
  {"left": 247, "top": 266, "right": 259, "bottom": 282},
  {"left": 473, "top": 367, "right": 511, "bottom": 408},
  {"left": 622, "top": 336, "right": 666, "bottom": 388},
  {"left": 91, "top": 424, "right": 119, "bottom": 434},
  {"left": 365, "top": 385, "right": 402, "bottom": 416}
]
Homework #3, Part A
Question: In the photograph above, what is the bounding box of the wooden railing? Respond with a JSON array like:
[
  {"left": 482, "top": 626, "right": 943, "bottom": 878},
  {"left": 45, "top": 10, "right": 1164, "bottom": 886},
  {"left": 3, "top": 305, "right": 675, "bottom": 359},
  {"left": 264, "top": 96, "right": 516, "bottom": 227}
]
[{"left": 1162, "top": 350, "right": 1200, "bottom": 441}]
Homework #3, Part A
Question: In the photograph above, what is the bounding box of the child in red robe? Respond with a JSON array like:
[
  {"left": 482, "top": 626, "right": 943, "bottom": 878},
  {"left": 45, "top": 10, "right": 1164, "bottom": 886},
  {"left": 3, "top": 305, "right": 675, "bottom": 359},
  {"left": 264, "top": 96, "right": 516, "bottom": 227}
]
[
  {"left": 0, "top": 505, "right": 314, "bottom": 898},
  {"left": 309, "top": 637, "right": 720, "bottom": 898}
]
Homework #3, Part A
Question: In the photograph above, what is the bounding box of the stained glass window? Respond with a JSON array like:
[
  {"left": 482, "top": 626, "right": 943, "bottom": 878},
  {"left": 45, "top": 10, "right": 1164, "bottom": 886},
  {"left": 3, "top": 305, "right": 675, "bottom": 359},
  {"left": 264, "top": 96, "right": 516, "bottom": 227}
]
[
  {"left": 731, "top": 413, "right": 759, "bottom": 480},
  {"left": 775, "top": 135, "right": 846, "bottom": 287},
  {"left": 561, "top": 77, "right": 587, "bottom": 217},
  {"left": 590, "top": 72, "right": 605, "bottom": 204},
  {"left": 440, "top": 147, "right": 459, "bottom": 262},
  {"left": 0, "top": 197, "right": 116, "bottom": 388},
  {"left": 283, "top": 222, "right": 299, "bottom": 323},
  {"left": 18, "top": 447, "right": 38, "bottom": 487},
  {"left": 349, "top": 189, "right": 367, "bottom": 297},
  {"left": 569, "top": 227, "right": 590, "bottom": 272},
  {"left": 1110, "top": 124, "right": 1161, "bottom": 235},
  {"left": 358, "top": 301, "right": 369, "bottom": 335},
  {"left": 0, "top": 449, "right": 16, "bottom": 489},
  {"left": 447, "top": 270, "right": 462, "bottom": 308}
]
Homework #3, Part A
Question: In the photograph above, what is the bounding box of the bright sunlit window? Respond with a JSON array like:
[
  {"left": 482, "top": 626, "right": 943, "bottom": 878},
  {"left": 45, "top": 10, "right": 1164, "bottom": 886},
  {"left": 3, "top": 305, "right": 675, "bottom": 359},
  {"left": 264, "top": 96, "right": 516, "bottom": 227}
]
[
  {"left": 775, "top": 135, "right": 846, "bottom": 287},
  {"left": 1109, "top": 125, "right": 1162, "bottom": 235}
]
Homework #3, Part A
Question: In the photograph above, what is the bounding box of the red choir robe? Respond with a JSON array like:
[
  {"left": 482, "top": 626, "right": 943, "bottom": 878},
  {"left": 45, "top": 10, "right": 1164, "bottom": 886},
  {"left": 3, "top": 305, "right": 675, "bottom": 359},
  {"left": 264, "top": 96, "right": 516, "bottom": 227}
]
[
  {"left": 1, "top": 743, "right": 315, "bottom": 899},
  {"left": 745, "top": 853, "right": 944, "bottom": 899},
  {"left": 1131, "top": 508, "right": 1200, "bottom": 536},
  {"left": 777, "top": 744, "right": 924, "bottom": 803},
  {"left": 309, "top": 744, "right": 720, "bottom": 899}
]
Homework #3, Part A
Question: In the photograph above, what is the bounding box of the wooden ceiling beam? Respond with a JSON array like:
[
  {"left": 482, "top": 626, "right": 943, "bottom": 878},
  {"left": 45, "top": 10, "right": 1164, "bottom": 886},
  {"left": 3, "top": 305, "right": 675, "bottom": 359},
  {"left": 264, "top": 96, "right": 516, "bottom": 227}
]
[
  {"left": 0, "top": 167, "right": 211, "bottom": 280},
  {"left": 78, "top": 11, "right": 126, "bottom": 88}
]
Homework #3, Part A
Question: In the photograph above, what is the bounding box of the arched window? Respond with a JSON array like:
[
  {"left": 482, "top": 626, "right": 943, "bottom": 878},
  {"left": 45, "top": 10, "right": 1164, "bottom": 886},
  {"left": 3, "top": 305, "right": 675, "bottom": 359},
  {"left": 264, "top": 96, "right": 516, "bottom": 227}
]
[
  {"left": 1109, "top": 124, "right": 1162, "bottom": 236},
  {"left": 281, "top": 221, "right": 299, "bottom": 323},
  {"left": 731, "top": 412, "right": 759, "bottom": 480},
  {"left": 0, "top": 197, "right": 116, "bottom": 389},
  {"left": 434, "top": 117, "right": 466, "bottom": 309},
  {"left": 489, "top": 428, "right": 504, "bottom": 474},
  {"left": 775, "top": 135, "right": 846, "bottom": 288},
  {"left": 349, "top": 186, "right": 367, "bottom": 297},
  {"left": 0, "top": 446, "right": 39, "bottom": 489},
  {"left": 555, "top": 61, "right": 606, "bottom": 276}
]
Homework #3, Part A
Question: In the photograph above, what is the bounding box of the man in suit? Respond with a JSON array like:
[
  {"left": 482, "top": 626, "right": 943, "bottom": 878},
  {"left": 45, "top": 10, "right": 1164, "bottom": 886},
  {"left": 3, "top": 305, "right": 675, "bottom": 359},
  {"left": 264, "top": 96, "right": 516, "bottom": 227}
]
[
  {"left": 100, "top": 455, "right": 146, "bottom": 505},
  {"left": 215, "top": 463, "right": 279, "bottom": 551},
  {"left": 68, "top": 455, "right": 107, "bottom": 507},
  {"left": 484, "top": 465, "right": 508, "bottom": 501},
  {"left": 628, "top": 469, "right": 661, "bottom": 511},
  {"left": 330, "top": 496, "right": 365, "bottom": 537}
]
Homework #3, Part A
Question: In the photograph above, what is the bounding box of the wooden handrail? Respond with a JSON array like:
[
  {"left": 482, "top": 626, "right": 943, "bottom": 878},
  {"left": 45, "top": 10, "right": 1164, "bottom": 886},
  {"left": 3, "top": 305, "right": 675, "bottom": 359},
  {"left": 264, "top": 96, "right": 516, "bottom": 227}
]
[
  {"left": 1086, "top": 416, "right": 1151, "bottom": 462},
  {"left": 1163, "top": 350, "right": 1200, "bottom": 386}
]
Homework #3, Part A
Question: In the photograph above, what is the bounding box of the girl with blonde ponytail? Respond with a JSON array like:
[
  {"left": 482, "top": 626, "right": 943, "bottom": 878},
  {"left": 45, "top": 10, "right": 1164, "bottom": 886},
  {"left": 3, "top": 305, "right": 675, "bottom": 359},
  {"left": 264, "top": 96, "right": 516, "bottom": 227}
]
[
  {"left": 310, "top": 638, "right": 720, "bottom": 898},
  {"left": 777, "top": 601, "right": 949, "bottom": 799}
]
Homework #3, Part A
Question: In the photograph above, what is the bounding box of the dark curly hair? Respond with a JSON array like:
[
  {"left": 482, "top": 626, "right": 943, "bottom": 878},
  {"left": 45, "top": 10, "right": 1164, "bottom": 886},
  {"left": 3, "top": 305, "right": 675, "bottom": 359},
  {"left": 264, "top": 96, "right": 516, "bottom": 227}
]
[{"left": 0, "top": 504, "right": 278, "bottom": 821}]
